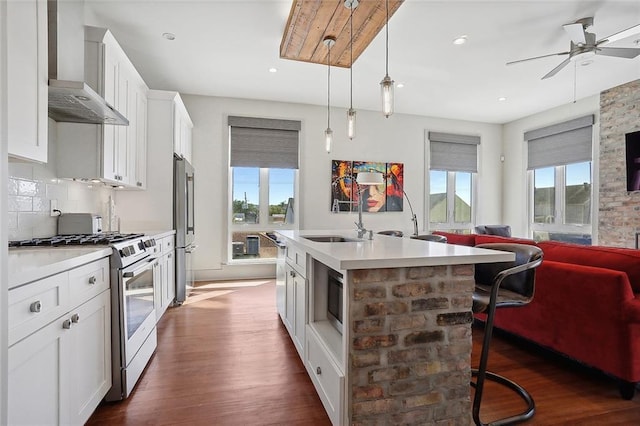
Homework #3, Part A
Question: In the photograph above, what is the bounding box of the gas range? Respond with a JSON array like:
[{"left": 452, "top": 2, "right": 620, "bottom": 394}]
[{"left": 9, "top": 232, "right": 158, "bottom": 269}]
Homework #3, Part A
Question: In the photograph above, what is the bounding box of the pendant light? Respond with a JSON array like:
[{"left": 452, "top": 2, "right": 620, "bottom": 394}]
[
  {"left": 345, "top": 0, "right": 358, "bottom": 139},
  {"left": 324, "top": 36, "right": 336, "bottom": 153},
  {"left": 380, "top": 0, "right": 394, "bottom": 118}
]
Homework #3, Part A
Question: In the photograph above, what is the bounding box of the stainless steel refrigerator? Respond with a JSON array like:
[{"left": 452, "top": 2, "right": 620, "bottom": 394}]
[{"left": 174, "top": 155, "right": 196, "bottom": 304}]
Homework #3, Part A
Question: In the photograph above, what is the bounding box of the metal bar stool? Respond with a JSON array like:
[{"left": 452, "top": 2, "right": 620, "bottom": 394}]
[{"left": 471, "top": 243, "right": 543, "bottom": 426}]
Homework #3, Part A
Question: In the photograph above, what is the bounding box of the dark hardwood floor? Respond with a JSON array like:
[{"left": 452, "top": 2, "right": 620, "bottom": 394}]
[{"left": 87, "top": 280, "right": 640, "bottom": 425}]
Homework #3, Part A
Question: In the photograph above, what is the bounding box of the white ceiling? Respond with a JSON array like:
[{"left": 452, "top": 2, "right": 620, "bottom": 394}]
[{"left": 83, "top": 0, "right": 640, "bottom": 124}]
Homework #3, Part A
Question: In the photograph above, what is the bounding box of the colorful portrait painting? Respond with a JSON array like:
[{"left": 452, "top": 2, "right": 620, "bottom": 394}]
[{"left": 331, "top": 160, "right": 405, "bottom": 213}]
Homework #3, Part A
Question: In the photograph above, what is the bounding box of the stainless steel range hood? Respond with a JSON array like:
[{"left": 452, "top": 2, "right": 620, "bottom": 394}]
[{"left": 47, "top": 0, "right": 128, "bottom": 125}]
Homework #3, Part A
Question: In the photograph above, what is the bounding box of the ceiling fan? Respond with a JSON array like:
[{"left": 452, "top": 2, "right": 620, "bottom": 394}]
[{"left": 507, "top": 17, "right": 640, "bottom": 79}]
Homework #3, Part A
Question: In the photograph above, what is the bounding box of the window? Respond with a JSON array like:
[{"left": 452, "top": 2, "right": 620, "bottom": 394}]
[
  {"left": 526, "top": 116, "right": 594, "bottom": 244},
  {"left": 429, "top": 170, "right": 474, "bottom": 230},
  {"left": 428, "top": 132, "right": 479, "bottom": 232},
  {"left": 228, "top": 116, "right": 300, "bottom": 262}
]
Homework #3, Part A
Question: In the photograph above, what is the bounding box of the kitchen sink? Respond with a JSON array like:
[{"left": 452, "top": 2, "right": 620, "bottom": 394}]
[{"left": 302, "top": 235, "right": 361, "bottom": 243}]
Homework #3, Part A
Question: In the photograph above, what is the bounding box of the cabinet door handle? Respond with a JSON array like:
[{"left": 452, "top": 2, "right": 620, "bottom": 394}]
[
  {"left": 316, "top": 366, "right": 322, "bottom": 375},
  {"left": 30, "top": 301, "right": 42, "bottom": 313},
  {"left": 88, "top": 276, "right": 97, "bottom": 285},
  {"left": 290, "top": 270, "right": 296, "bottom": 278},
  {"left": 71, "top": 314, "right": 80, "bottom": 323},
  {"left": 168, "top": 253, "right": 172, "bottom": 258},
  {"left": 62, "top": 319, "right": 72, "bottom": 329}
]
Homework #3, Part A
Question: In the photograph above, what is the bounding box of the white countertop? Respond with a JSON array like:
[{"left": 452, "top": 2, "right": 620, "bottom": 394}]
[
  {"left": 276, "top": 229, "right": 514, "bottom": 271},
  {"left": 8, "top": 246, "right": 113, "bottom": 289}
]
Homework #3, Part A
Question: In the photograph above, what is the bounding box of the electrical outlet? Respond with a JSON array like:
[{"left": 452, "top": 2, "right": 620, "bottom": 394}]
[{"left": 50, "top": 199, "right": 58, "bottom": 217}]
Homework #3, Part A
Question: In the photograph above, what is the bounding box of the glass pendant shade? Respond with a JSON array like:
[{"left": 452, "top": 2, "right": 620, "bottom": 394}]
[
  {"left": 324, "top": 127, "right": 333, "bottom": 153},
  {"left": 381, "top": 74, "right": 394, "bottom": 118},
  {"left": 356, "top": 171, "right": 384, "bottom": 185},
  {"left": 347, "top": 108, "right": 356, "bottom": 139}
]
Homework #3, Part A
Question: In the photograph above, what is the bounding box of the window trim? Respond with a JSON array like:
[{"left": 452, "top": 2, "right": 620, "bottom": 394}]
[
  {"left": 427, "top": 170, "right": 476, "bottom": 231},
  {"left": 528, "top": 162, "right": 594, "bottom": 238}
]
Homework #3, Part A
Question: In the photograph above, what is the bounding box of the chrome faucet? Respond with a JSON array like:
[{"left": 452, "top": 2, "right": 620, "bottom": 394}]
[{"left": 355, "top": 189, "right": 367, "bottom": 238}]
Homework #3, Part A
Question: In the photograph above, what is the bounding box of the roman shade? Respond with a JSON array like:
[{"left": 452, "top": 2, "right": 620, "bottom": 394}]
[
  {"left": 526, "top": 115, "right": 594, "bottom": 170},
  {"left": 229, "top": 116, "right": 301, "bottom": 169},
  {"left": 429, "top": 131, "right": 480, "bottom": 173}
]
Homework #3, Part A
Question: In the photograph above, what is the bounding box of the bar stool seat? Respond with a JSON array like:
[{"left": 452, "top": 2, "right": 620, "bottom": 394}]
[{"left": 471, "top": 243, "right": 543, "bottom": 426}]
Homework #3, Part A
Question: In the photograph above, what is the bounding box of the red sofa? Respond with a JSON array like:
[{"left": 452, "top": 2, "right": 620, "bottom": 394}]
[{"left": 434, "top": 231, "right": 640, "bottom": 399}]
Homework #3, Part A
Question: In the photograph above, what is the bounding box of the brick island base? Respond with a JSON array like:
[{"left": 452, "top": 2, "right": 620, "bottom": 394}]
[{"left": 348, "top": 264, "right": 475, "bottom": 425}]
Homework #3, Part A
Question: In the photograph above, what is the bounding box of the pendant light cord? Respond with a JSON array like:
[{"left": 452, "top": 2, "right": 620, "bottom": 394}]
[
  {"left": 327, "top": 42, "right": 331, "bottom": 128},
  {"left": 350, "top": 4, "right": 353, "bottom": 109},
  {"left": 385, "top": 0, "right": 389, "bottom": 76}
]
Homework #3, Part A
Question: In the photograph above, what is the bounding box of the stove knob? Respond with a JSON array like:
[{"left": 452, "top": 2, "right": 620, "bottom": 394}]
[
  {"left": 138, "top": 241, "right": 145, "bottom": 250},
  {"left": 119, "top": 249, "right": 126, "bottom": 257},
  {"left": 128, "top": 245, "right": 135, "bottom": 254}
]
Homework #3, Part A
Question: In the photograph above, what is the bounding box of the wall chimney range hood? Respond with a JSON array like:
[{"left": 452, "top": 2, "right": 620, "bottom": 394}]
[{"left": 47, "top": 0, "right": 128, "bottom": 125}]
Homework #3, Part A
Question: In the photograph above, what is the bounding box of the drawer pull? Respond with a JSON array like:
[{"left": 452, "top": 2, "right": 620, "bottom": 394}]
[
  {"left": 71, "top": 314, "right": 80, "bottom": 323},
  {"left": 316, "top": 366, "right": 322, "bottom": 375},
  {"left": 62, "top": 319, "right": 72, "bottom": 329},
  {"left": 29, "top": 301, "right": 42, "bottom": 313},
  {"left": 88, "top": 276, "right": 97, "bottom": 285}
]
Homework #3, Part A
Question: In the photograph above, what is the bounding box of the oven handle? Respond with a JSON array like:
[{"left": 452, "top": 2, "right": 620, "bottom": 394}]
[{"left": 122, "top": 257, "right": 158, "bottom": 278}]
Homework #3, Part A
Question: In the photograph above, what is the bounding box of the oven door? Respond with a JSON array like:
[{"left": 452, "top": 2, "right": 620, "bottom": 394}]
[{"left": 121, "top": 257, "right": 157, "bottom": 366}]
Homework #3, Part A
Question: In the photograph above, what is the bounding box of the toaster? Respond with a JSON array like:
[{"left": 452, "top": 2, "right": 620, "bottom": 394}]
[{"left": 57, "top": 213, "right": 103, "bottom": 235}]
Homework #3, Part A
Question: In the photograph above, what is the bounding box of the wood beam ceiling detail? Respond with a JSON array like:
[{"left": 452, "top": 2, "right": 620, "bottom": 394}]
[{"left": 280, "top": 0, "right": 404, "bottom": 68}]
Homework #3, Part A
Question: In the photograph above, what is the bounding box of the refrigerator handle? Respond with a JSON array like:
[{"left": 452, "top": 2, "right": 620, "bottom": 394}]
[{"left": 187, "top": 173, "right": 195, "bottom": 234}]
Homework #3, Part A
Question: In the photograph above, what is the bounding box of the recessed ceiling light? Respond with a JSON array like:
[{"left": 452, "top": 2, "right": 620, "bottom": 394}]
[
  {"left": 580, "top": 59, "right": 594, "bottom": 66},
  {"left": 162, "top": 32, "right": 176, "bottom": 41},
  {"left": 396, "top": 82, "right": 405, "bottom": 88},
  {"left": 269, "top": 67, "right": 278, "bottom": 73},
  {"left": 498, "top": 97, "right": 507, "bottom": 102},
  {"left": 453, "top": 35, "right": 468, "bottom": 45}
]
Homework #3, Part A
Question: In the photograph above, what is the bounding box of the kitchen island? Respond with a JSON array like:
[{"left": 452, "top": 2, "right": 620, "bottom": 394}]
[{"left": 276, "top": 230, "right": 513, "bottom": 425}]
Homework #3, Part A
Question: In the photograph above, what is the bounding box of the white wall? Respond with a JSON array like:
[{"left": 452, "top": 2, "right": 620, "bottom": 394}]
[
  {"left": 1, "top": 0, "right": 8, "bottom": 420},
  {"left": 182, "top": 95, "right": 503, "bottom": 280},
  {"left": 502, "top": 95, "right": 600, "bottom": 237}
]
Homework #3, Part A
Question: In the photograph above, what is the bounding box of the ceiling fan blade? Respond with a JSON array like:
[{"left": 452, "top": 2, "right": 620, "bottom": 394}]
[
  {"left": 542, "top": 58, "right": 571, "bottom": 80},
  {"left": 597, "top": 47, "right": 640, "bottom": 59},
  {"left": 597, "top": 23, "right": 640, "bottom": 45},
  {"left": 506, "top": 51, "right": 569, "bottom": 66},
  {"left": 563, "top": 23, "right": 586, "bottom": 44}
]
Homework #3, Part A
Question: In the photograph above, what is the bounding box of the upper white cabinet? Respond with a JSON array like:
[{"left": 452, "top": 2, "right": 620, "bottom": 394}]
[
  {"left": 6, "top": 0, "right": 48, "bottom": 163},
  {"left": 173, "top": 95, "right": 193, "bottom": 163},
  {"left": 56, "top": 27, "right": 148, "bottom": 189}
]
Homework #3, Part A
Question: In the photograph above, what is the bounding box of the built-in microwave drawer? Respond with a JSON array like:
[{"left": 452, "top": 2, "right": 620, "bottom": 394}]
[
  {"left": 306, "top": 329, "right": 344, "bottom": 425},
  {"left": 285, "top": 243, "right": 307, "bottom": 277},
  {"left": 8, "top": 272, "right": 70, "bottom": 346}
]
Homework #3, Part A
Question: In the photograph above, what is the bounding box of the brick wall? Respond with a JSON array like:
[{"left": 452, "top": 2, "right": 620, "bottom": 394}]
[
  {"left": 348, "top": 264, "right": 474, "bottom": 425},
  {"left": 599, "top": 79, "right": 640, "bottom": 248}
]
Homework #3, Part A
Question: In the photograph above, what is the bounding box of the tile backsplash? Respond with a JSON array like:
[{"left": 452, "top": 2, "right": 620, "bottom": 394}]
[
  {"left": 8, "top": 160, "right": 114, "bottom": 240},
  {"left": 7, "top": 119, "right": 114, "bottom": 241}
]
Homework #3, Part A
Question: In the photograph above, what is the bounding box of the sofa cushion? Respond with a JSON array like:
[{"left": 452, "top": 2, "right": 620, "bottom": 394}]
[
  {"left": 475, "top": 234, "right": 538, "bottom": 246},
  {"left": 432, "top": 231, "right": 475, "bottom": 246},
  {"left": 538, "top": 241, "right": 640, "bottom": 292}
]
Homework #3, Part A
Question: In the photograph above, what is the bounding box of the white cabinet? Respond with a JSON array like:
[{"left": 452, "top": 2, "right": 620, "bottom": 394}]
[
  {"left": 8, "top": 258, "right": 111, "bottom": 426},
  {"left": 56, "top": 26, "right": 148, "bottom": 189},
  {"left": 6, "top": 0, "right": 48, "bottom": 163},
  {"left": 173, "top": 98, "right": 193, "bottom": 163},
  {"left": 154, "top": 235, "right": 176, "bottom": 321},
  {"left": 280, "top": 243, "right": 307, "bottom": 358},
  {"left": 306, "top": 328, "right": 344, "bottom": 426}
]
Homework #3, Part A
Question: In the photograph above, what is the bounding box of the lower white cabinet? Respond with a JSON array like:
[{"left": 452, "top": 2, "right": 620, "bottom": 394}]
[
  {"left": 283, "top": 261, "right": 306, "bottom": 358},
  {"left": 8, "top": 289, "right": 111, "bottom": 425},
  {"left": 305, "top": 327, "right": 344, "bottom": 426},
  {"left": 8, "top": 257, "right": 111, "bottom": 426},
  {"left": 155, "top": 235, "right": 176, "bottom": 321}
]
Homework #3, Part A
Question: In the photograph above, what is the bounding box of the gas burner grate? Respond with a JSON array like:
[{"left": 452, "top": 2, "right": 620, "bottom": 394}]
[{"left": 9, "top": 233, "right": 145, "bottom": 247}]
